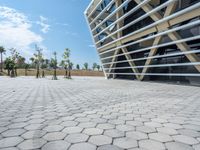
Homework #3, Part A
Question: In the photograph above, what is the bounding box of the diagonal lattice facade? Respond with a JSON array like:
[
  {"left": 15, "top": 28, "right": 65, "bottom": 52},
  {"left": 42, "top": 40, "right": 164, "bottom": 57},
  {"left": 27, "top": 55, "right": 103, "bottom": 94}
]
[{"left": 85, "top": 0, "right": 200, "bottom": 85}]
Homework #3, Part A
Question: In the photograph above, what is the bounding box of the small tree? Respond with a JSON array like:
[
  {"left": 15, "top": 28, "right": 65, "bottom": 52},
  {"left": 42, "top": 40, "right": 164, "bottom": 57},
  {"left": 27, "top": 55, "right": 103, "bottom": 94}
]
[
  {"left": 76, "top": 64, "right": 80, "bottom": 70},
  {"left": 62, "top": 48, "right": 71, "bottom": 78},
  {"left": 84, "top": 62, "right": 88, "bottom": 70},
  {"left": 92, "top": 63, "right": 97, "bottom": 70},
  {"left": 10, "top": 48, "right": 19, "bottom": 77},
  {"left": 97, "top": 65, "right": 100, "bottom": 71},
  {"left": 4, "top": 57, "right": 14, "bottom": 76},
  {"left": 51, "top": 52, "right": 58, "bottom": 80},
  {"left": 41, "top": 58, "right": 45, "bottom": 78},
  {"left": 25, "top": 63, "right": 30, "bottom": 76},
  {"left": 34, "top": 45, "right": 43, "bottom": 78},
  {"left": 0, "top": 46, "right": 6, "bottom": 72}
]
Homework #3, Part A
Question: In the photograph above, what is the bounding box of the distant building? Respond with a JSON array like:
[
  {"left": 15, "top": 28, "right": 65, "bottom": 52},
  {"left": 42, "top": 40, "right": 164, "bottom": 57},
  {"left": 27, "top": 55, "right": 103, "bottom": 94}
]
[{"left": 85, "top": 0, "right": 200, "bottom": 85}]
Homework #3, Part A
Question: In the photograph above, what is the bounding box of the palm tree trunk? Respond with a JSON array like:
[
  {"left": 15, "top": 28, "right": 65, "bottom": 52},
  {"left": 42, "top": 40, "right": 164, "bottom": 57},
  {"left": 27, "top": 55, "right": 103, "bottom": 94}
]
[
  {"left": 36, "top": 64, "right": 40, "bottom": 78},
  {"left": 11, "top": 68, "right": 15, "bottom": 77},
  {"left": 15, "top": 68, "right": 17, "bottom": 76},
  {"left": 68, "top": 67, "right": 71, "bottom": 78},
  {"left": 65, "top": 67, "right": 68, "bottom": 78},
  {"left": 0, "top": 53, "right": 2, "bottom": 72},
  {"left": 25, "top": 68, "right": 27, "bottom": 76}
]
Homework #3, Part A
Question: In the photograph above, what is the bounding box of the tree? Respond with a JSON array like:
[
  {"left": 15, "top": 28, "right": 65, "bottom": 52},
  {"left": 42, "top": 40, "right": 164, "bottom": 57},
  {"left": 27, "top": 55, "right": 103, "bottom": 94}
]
[
  {"left": 34, "top": 45, "right": 43, "bottom": 78},
  {"left": 17, "top": 56, "right": 26, "bottom": 68},
  {"left": 0, "top": 46, "right": 6, "bottom": 72},
  {"left": 97, "top": 65, "right": 100, "bottom": 71},
  {"left": 30, "top": 57, "right": 35, "bottom": 68},
  {"left": 62, "top": 48, "right": 71, "bottom": 78},
  {"left": 92, "top": 63, "right": 97, "bottom": 70},
  {"left": 76, "top": 64, "right": 80, "bottom": 70},
  {"left": 4, "top": 57, "right": 14, "bottom": 76},
  {"left": 41, "top": 58, "right": 45, "bottom": 78},
  {"left": 10, "top": 48, "right": 19, "bottom": 77},
  {"left": 84, "top": 62, "right": 89, "bottom": 70},
  {"left": 51, "top": 52, "right": 58, "bottom": 80},
  {"left": 24, "top": 63, "right": 30, "bottom": 76},
  {"left": 45, "top": 59, "right": 50, "bottom": 68}
]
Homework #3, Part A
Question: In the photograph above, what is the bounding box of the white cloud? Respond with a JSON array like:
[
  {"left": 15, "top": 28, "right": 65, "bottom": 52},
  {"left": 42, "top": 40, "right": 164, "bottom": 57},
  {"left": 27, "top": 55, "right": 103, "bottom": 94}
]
[
  {"left": 65, "top": 31, "right": 80, "bottom": 38},
  {"left": 88, "top": 44, "right": 95, "bottom": 48},
  {"left": 37, "top": 15, "right": 50, "bottom": 33},
  {"left": 0, "top": 6, "right": 44, "bottom": 58}
]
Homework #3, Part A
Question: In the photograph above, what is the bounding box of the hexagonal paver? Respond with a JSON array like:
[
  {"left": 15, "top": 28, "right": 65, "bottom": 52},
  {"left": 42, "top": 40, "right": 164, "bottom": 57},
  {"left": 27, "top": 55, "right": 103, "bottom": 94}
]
[
  {"left": 69, "top": 142, "right": 96, "bottom": 150},
  {"left": 139, "top": 139, "right": 165, "bottom": 150},
  {"left": 62, "top": 116, "right": 75, "bottom": 121},
  {"left": 156, "top": 127, "right": 178, "bottom": 135},
  {"left": 0, "top": 137, "right": 24, "bottom": 148},
  {"left": 183, "top": 124, "right": 200, "bottom": 131},
  {"left": 97, "top": 123, "right": 115, "bottom": 130},
  {"left": 113, "top": 137, "right": 138, "bottom": 149},
  {"left": 149, "top": 132, "right": 173, "bottom": 142},
  {"left": 126, "top": 131, "right": 148, "bottom": 140},
  {"left": 104, "top": 129, "right": 124, "bottom": 138},
  {"left": 2, "top": 129, "right": 26, "bottom": 137},
  {"left": 1, "top": 147, "right": 19, "bottom": 150},
  {"left": 65, "top": 133, "right": 89, "bottom": 143},
  {"left": 8, "top": 123, "right": 27, "bottom": 129},
  {"left": 42, "top": 140, "right": 71, "bottom": 150},
  {"left": 62, "top": 127, "right": 83, "bottom": 134},
  {"left": 97, "top": 145, "right": 123, "bottom": 150},
  {"left": 43, "top": 132, "right": 67, "bottom": 141},
  {"left": 24, "top": 124, "right": 43, "bottom": 130},
  {"left": 28, "top": 119, "right": 45, "bottom": 124},
  {"left": 60, "top": 121, "right": 78, "bottom": 127},
  {"left": 144, "top": 122, "right": 162, "bottom": 128},
  {"left": 193, "top": 144, "right": 200, "bottom": 150},
  {"left": 0, "top": 127, "right": 8, "bottom": 133},
  {"left": 165, "top": 142, "right": 194, "bottom": 150},
  {"left": 151, "top": 118, "right": 168, "bottom": 123},
  {"left": 78, "top": 122, "right": 96, "bottom": 128},
  {"left": 21, "top": 130, "right": 47, "bottom": 139},
  {"left": 75, "top": 117, "right": 90, "bottom": 122},
  {"left": 116, "top": 125, "right": 135, "bottom": 132},
  {"left": 108, "top": 119, "right": 125, "bottom": 125},
  {"left": 178, "top": 129, "right": 200, "bottom": 137},
  {"left": 83, "top": 128, "right": 103, "bottom": 135},
  {"left": 89, "top": 135, "right": 112, "bottom": 146},
  {"left": 172, "top": 135, "right": 199, "bottom": 145},
  {"left": 17, "top": 138, "right": 47, "bottom": 149},
  {"left": 164, "top": 123, "right": 183, "bottom": 129},
  {"left": 136, "top": 126, "right": 156, "bottom": 133},
  {"left": 126, "top": 120, "right": 143, "bottom": 127},
  {"left": 44, "top": 125, "right": 64, "bottom": 132}
]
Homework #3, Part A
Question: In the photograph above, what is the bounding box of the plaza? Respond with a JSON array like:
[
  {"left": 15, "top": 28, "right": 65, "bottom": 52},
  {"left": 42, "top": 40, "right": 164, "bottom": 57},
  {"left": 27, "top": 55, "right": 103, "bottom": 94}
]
[{"left": 0, "top": 77, "right": 200, "bottom": 150}]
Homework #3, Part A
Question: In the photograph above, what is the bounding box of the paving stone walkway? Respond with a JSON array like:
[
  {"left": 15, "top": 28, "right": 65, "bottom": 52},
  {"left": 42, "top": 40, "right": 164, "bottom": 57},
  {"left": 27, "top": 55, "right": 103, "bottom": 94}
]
[{"left": 0, "top": 76, "right": 200, "bottom": 150}]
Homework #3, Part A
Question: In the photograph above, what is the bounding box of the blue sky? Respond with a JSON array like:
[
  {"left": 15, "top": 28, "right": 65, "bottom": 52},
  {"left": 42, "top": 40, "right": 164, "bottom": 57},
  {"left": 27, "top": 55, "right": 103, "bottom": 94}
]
[{"left": 0, "top": 0, "right": 100, "bottom": 67}]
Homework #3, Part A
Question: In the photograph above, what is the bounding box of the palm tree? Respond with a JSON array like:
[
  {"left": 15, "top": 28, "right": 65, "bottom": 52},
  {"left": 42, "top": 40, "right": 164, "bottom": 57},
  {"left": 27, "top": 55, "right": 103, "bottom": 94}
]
[
  {"left": 92, "top": 63, "right": 97, "bottom": 70},
  {"left": 84, "top": 62, "right": 89, "bottom": 70},
  {"left": 41, "top": 58, "right": 45, "bottom": 78},
  {"left": 4, "top": 57, "right": 14, "bottom": 76},
  {"left": 97, "top": 65, "right": 100, "bottom": 71},
  {"left": 33, "top": 45, "right": 43, "bottom": 78},
  {"left": 76, "top": 64, "right": 80, "bottom": 70},
  {"left": 45, "top": 59, "right": 50, "bottom": 68},
  {"left": 10, "top": 48, "right": 19, "bottom": 77},
  {"left": 25, "top": 64, "right": 30, "bottom": 76},
  {"left": 0, "top": 46, "right": 6, "bottom": 72},
  {"left": 62, "top": 48, "right": 71, "bottom": 78},
  {"left": 52, "top": 52, "right": 58, "bottom": 80}
]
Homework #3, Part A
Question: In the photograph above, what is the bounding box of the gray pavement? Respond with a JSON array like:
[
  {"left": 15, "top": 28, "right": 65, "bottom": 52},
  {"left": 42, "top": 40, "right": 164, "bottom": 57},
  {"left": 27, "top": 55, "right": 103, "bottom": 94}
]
[{"left": 0, "top": 76, "right": 200, "bottom": 150}]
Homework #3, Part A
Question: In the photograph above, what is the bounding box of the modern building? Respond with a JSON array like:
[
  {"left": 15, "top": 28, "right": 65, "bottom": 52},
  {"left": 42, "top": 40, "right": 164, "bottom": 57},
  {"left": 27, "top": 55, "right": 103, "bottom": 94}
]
[{"left": 85, "top": 0, "right": 200, "bottom": 85}]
